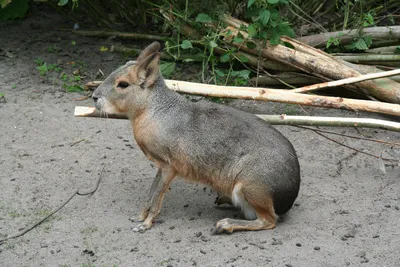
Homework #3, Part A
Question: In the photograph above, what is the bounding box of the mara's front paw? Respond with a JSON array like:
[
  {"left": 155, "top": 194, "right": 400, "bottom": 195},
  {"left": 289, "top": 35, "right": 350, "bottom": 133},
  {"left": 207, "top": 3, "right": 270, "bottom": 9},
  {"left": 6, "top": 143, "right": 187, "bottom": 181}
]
[
  {"left": 132, "top": 222, "right": 152, "bottom": 233},
  {"left": 129, "top": 215, "right": 145, "bottom": 223}
]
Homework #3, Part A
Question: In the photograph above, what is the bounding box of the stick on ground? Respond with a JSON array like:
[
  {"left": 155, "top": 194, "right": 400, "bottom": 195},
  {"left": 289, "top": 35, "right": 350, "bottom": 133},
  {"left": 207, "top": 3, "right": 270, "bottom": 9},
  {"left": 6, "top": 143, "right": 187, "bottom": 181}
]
[
  {"left": 74, "top": 106, "right": 400, "bottom": 132},
  {"left": 0, "top": 165, "right": 105, "bottom": 244}
]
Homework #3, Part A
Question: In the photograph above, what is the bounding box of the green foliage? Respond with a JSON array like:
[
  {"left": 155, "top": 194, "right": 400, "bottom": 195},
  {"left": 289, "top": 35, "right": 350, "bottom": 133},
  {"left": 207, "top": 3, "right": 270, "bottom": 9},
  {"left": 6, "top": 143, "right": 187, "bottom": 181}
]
[
  {"left": 160, "top": 62, "right": 176, "bottom": 77},
  {"left": 180, "top": 40, "right": 193, "bottom": 49},
  {"left": 0, "top": 0, "right": 28, "bottom": 20},
  {"left": 34, "top": 58, "right": 83, "bottom": 92},
  {"left": 195, "top": 13, "right": 212, "bottom": 23},
  {"left": 246, "top": 0, "right": 294, "bottom": 45}
]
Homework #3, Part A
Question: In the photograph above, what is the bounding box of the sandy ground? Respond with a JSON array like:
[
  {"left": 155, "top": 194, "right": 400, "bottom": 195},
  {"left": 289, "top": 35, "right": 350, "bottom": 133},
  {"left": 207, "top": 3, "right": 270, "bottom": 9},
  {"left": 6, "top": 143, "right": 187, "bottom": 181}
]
[{"left": 1, "top": 8, "right": 399, "bottom": 267}]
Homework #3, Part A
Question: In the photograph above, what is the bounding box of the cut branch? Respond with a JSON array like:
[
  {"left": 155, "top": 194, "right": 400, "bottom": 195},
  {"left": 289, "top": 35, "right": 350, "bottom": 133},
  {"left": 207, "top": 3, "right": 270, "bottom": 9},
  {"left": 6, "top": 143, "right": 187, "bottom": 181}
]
[
  {"left": 292, "top": 69, "right": 400, "bottom": 93},
  {"left": 296, "top": 26, "right": 400, "bottom": 48},
  {"left": 74, "top": 106, "right": 400, "bottom": 132},
  {"left": 67, "top": 29, "right": 168, "bottom": 41},
  {"left": 83, "top": 80, "right": 400, "bottom": 116},
  {"left": 222, "top": 22, "right": 400, "bottom": 103}
]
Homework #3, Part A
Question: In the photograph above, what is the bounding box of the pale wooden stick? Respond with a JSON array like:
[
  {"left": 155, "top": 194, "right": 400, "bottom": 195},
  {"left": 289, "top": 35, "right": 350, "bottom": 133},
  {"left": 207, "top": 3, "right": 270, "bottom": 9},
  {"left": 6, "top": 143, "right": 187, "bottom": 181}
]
[
  {"left": 74, "top": 106, "right": 400, "bottom": 132},
  {"left": 292, "top": 69, "right": 400, "bottom": 93},
  {"left": 84, "top": 80, "right": 400, "bottom": 116},
  {"left": 164, "top": 80, "right": 400, "bottom": 116}
]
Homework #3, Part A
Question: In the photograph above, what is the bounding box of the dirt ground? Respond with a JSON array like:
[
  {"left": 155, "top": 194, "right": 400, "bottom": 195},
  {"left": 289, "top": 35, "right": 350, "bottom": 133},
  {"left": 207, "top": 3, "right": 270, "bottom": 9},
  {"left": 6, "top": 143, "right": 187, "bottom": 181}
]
[{"left": 1, "top": 8, "right": 399, "bottom": 267}]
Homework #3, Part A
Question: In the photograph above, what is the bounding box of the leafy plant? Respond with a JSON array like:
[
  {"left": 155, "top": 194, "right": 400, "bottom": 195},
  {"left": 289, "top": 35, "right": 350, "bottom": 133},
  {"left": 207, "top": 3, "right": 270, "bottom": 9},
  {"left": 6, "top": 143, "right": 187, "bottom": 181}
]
[
  {"left": 246, "top": 0, "right": 294, "bottom": 45},
  {"left": 0, "top": 0, "right": 28, "bottom": 21}
]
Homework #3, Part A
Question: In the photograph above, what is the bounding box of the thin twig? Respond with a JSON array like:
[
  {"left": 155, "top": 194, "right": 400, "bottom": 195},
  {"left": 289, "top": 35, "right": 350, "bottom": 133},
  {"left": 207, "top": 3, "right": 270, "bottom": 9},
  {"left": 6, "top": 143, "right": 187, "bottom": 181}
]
[
  {"left": 0, "top": 166, "right": 105, "bottom": 244},
  {"left": 296, "top": 126, "right": 400, "bottom": 146},
  {"left": 308, "top": 129, "right": 398, "bottom": 162}
]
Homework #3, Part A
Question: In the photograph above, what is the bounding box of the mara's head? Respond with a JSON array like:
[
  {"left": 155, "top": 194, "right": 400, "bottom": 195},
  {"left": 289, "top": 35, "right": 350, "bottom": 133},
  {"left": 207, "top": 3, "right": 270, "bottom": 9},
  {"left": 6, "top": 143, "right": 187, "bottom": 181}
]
[{"left": 92, "top": 42, "right": 161, "bottom": 115}]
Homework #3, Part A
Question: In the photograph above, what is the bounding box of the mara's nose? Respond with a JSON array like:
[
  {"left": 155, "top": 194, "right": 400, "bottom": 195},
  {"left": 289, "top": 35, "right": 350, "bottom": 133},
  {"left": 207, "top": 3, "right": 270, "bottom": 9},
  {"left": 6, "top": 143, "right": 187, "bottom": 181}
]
[{"left": 92, "top": 95, "right": 98, "bottom": 102}]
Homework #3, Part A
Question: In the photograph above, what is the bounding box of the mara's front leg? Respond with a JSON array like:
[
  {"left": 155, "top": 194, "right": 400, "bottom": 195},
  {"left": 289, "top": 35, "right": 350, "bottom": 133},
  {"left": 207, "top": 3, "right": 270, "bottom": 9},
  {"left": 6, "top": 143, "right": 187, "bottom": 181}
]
[
  {"left": 130, "top": 168, "right": 162, "bottom": 222},
  {"left": 132, "top": 166, "right": 176, "bottom": 233}
]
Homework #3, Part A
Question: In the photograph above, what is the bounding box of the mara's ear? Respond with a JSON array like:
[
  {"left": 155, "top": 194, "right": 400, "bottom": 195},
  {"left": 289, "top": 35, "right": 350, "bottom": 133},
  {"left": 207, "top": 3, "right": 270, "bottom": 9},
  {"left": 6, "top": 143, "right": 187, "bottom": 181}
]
[
  {"left": 136, "top": 42, "right": 161, "bottom": 62},
  {"left": 136, "top": 52, "right": 160, "bottom": 88}
]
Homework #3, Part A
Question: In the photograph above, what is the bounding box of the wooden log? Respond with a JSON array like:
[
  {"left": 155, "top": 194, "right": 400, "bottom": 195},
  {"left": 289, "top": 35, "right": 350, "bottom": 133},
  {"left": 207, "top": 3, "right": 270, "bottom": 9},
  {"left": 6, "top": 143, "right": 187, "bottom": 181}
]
[
  {"left": 221, "top": 21, "right": 400, "bottom": 104},
  {"left": 74, "top": 106, "right": 400, "bottom": 131},
  {"left": 296, "top": 26, "right": 400, "bottom": 48},
  {"left": 250, "top": 73, "right": 322, "bottom": 86},
  {"left": 164, "top": 80, "right": 400, "bottom": 116}
]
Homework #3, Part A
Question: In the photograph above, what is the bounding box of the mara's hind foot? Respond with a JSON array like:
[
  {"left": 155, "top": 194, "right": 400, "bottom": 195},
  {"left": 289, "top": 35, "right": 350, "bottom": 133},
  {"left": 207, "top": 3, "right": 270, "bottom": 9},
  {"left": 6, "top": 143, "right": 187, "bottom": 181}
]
[
  {"left": 213, "top": 217, "right": 275, "bottom": 234},
  {"left": 213, "top": 182, "right": 277, "bottom": 234}
]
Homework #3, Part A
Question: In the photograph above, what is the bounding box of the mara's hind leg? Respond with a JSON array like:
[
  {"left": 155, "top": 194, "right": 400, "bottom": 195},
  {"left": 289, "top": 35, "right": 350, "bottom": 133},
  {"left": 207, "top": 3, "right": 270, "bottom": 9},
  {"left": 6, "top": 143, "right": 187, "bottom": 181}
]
[{"left": 213, "top": 182, "right": 276, "bottom": 234}]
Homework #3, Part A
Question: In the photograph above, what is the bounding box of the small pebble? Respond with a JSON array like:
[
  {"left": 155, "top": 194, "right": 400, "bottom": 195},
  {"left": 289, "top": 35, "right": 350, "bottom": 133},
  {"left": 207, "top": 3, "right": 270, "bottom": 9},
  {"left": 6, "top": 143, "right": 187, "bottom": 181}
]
[
  {"left": 195, "top": 232, "right": 202, "bottom": 237},
  {"left": 169, "top": 226, "right": 175, "bottom": 230},
  {"left": 242, "top": 246, "right": 248, "bottom": 250},
  {"left": 130, "top": 247, "right": 139, "bottom": 252},
  {"left": 314, "top": 246, "right": 320, "bottom": 251},
  {"left": 271, "top": 240, "right": 283, "bottom": 245},
  {"left": 296, "top": 243, "right": 302, "bottom": 247},
  {"left": 373, "top": 235, "right": 379, "bottom": 238},
  {"left": 200, "top": 249, "right": 206, "bottom": 254},
  {"left": 395, "top": 205, "right": 399, "bottom": 210},
  {"left": 174, "top": 239, "right": 181, "bottom": 243},
  {"left": 200, "top": 236, "right": 210, "bottom": 242},
  {"left": 285, "top": 264, "right": 292, "bottom": 267},
  {"left": 183, "top": 204, "right": 189, "bottom": 208},
  {"left": 384, "top": 204, "right": 391, "bottom": 208},
  {"left": 189, "top": 217, "right": 195, "bottom": 221},
  {"left": 294, "top": 203, "right": 300, "bottom": 207}
]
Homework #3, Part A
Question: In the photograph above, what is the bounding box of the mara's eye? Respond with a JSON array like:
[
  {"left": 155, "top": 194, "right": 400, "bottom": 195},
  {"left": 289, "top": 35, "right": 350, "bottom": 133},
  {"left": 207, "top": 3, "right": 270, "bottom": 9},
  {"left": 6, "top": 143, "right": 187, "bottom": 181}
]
[{"left": 117, "top": 81, "right": 129, "bottom": 89}]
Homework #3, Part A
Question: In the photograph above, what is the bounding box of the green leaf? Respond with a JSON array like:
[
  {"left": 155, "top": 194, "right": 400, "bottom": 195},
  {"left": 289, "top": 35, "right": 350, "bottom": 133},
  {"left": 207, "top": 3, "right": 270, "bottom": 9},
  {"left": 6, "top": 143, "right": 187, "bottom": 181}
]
[
  {"left": 247, "top": 0, "right": 256, "bottom": 8},
  {"left": 0, "top": 0, "right": 11, "bottom": 8},
  {"left": 259, "top": 10, "right": 270, "bottom": 26},
  {"left": 363, "top": 13, "right": 374, "bottom": 27},
  {"left": 159, "top": 62, "right": 176, "bottom": 77},
  {"left": 66, "top": 84, "right": 83, "bottom": 92},
  {"left": 278, "top": 23, "right": 295, "bottom": 37},
  {"left": 209, "top": 40, "right": 218, "bottom": 48},
  {"left": 231, "top": 70, "right": 251, "bottom": 79},
  {"left": 270, "top": 29, "right": 281, "bottom": 45},
  {"left": 238, "top": 54, "right": 249, "bottom": 63},
  {"left": 214, "top": 69, "right": 225, "bottom": 77},
  {"left": 247, "top": 24, "right": 257, "bottom": 37},
  {"left": 279, "top": 0, "right": 288, "bottom": 3},
  {"left": 0, "top": 0, "right": 28, "bottom": 21},
  {"left": 268, "top": 0, "right": 280, "bottom": 4},
  {"left": 195, "top": 13, "right": 212, "bottom": 23},
  {"left": 220, "top": 53, "right": 230, "bottom": 63},
  {"left": 352, "top": 38, "right": 369, "bottom": 50},
  {"left": 181, "top": 40, "right": 193, "bottom": 49},
  {"left": 233, "top": 37, "right": 244, "bottom": 43},
  {"left": 37, "top": 63, "right": 48, "bottom": 76},
  {"left": 395, "top": 46, "right": 400, "bottom": 54},
  {"left": 246, "top": 42, "right": 257, "bottom": 49},
  {"left": 58, "top": 0, "right": 68, "bottom": 6}
]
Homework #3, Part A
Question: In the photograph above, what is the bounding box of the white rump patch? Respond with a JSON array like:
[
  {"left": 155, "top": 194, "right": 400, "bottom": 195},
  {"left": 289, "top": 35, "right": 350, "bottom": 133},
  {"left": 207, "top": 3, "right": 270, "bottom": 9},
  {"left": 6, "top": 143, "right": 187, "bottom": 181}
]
[{"left": 231, "top": 183, "right": 257, "bottom": 220}]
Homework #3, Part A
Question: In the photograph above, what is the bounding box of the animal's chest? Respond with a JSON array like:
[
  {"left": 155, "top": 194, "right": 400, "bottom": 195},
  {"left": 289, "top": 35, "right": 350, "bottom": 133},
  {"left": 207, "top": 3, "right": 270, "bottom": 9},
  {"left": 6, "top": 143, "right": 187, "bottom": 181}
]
[{"left": 132, "top": 116, "right": 166, "bottom": 166}]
